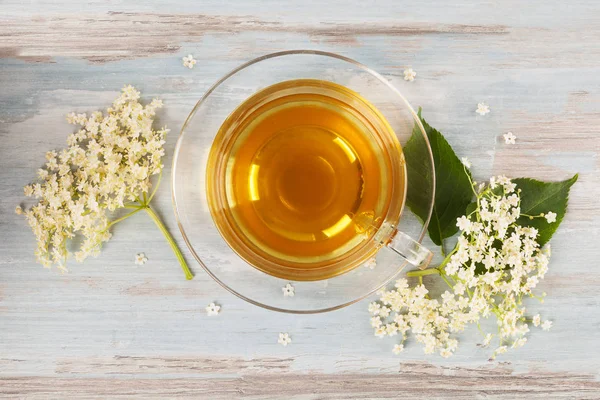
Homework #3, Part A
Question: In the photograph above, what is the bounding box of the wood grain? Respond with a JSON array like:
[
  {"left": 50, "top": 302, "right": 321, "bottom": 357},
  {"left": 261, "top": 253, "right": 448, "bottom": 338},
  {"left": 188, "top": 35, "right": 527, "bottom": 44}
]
[{"left": 1, "top": 0, "right": 600, "bottom": 398}]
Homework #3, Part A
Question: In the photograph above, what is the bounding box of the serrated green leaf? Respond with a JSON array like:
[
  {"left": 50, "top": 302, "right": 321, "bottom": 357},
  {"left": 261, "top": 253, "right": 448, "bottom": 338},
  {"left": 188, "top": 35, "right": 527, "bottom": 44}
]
[
  {"left": 404, "top": 109, "right": 474, "bottom": 246},
  {"left": 514, "top": 174, "right": 578, "bottom": 246}
]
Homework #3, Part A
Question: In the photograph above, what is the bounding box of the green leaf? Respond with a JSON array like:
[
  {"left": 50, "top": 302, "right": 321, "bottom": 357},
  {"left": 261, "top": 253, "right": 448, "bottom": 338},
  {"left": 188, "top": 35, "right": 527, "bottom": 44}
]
[
  {"left": 514, "top": 174, "right": 578, "bottom": 246},
  {"left": 404, "top": 109, "right": 474, "bottom": 246}
]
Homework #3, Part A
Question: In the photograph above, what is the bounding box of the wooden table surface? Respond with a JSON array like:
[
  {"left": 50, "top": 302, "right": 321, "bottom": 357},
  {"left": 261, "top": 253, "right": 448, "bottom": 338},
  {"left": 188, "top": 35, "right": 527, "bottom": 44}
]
[{"left": 2, "top": 1, "right": 600, "bottom": 398}]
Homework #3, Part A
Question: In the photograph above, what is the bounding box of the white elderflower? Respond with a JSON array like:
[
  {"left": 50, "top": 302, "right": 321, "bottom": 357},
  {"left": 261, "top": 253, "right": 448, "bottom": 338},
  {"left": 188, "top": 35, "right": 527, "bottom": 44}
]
[
  {"left": 503, "top": 132, "right": 516, "bottom": 144},
  {"left": 15, "top": 205, "right": 23, "bottom": 215},
  {"left": 392, "top": 344, "right": 404, "bottom": 354},
  {"left": 282, "top": 283, "right": 295, "bottom": 297},
  {"left": 544, "top": 211, "right": 557, "bottom": 223},
  {"left": 182, "top": 54, "right": 197, "bottom": 69},
  {"left": 494, "top": 346, "right": 508, "bottom": 356},
  {"left": 461, "top": 157, "right": 472, "bottom": 169},
  {"left": 476, "top": 102, "right": 490, "bottom": 116},
  {"left": 368, "top": 302, "right": 382, "bottom": 315},
  {"left": 369, "top": 176, "right": 556, "bottom": 358},
  {"left": 134, "top": 253, "right": 148, "bottom": 265},
  {"left": 374, "top": 326, "right": 387, "bottom": 338},
  {"left": 206, "top": 302, "right": 221, "bottom": 316},
  {"left": 482, "top": 333, "right": 493, "bottom": 347},
  {"left": 278, "top": 333, "right": 292, "bottom": 346},
  {"left": 370, "top": 316, "right": 383, "bottom": 328},
  {"left": 17, "top": 86, "right": 192, "bottom": 280},
  {"left": 403, "top": 68, "right": 417, "bottom": 81},
  {"left": 541, "top": 320, "right": 553, "bottom": 331},
  {"left": 532, "top": 314, "right": 541, "bottom": 327}
]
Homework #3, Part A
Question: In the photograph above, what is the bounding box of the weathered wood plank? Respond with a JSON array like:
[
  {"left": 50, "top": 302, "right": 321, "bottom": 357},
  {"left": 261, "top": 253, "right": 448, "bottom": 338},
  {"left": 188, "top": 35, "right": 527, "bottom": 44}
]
[{"left": 1, "top": 0, "right": 600, "bottom": 398}]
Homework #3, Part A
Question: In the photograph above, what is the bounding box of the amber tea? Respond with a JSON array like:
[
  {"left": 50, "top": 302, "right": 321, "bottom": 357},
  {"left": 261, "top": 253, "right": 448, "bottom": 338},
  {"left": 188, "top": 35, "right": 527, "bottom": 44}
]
[{"left": 206, "top": 79, "right": 406, "bottom": 280}]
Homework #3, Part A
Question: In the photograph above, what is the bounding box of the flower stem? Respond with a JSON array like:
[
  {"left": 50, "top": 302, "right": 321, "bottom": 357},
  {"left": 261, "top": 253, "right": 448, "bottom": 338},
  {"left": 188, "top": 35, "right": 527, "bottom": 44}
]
[
  {"left": 407, "top": 268, "right": 441, "bottom": 278},
  {"left": 107, "top": 207, "right": 144, "bottom": 228},
  {"left": 143, "top": 205, "right": 194, "bottom": 280}
]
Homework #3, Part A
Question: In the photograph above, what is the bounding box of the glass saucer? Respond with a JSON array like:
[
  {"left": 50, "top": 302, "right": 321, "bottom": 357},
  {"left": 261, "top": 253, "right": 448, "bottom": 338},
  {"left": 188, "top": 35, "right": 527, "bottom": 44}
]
[{"left": 172, "top": 50, "right": 434, "bottom": 313}]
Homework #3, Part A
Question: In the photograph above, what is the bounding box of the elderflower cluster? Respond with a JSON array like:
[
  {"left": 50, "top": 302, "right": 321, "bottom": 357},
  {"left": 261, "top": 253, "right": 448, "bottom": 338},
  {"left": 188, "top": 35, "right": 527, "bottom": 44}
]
[
  {"left": 370, "top": 176, "right": 554, "bottom": 358},
  {"left": 19, "top": 86, "right": 167, "bottom": 270}
]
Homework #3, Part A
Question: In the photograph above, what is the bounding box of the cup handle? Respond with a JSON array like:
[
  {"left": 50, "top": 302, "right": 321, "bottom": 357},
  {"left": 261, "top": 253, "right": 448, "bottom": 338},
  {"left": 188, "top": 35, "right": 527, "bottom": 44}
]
[{"left": 385, "top": 230, "right": 433, "bottom": 270}]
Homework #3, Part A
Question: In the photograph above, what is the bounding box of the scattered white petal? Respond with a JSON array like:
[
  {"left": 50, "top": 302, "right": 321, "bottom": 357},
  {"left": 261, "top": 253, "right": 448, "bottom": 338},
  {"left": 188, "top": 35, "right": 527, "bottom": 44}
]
[
  {"left": 182, "top": 54, "right": 197, "bottom": 69},
  {"left": 206, "top": 302, "right": 221, "bottom": 316},
  {"left": 363, "top": 257, "right": 377, "bottom": 270},
  {"left": 278, "top": 332, "right": 292, "bottom": 346},
  {"left": 461, "top": 157, "right": 472, "bottom": 169},
  {"left": 403, "top": 68, "right": 417, "bottom": 82},
  {"left": 544, "top": 211, "right": 557, "bottom": 223},
  {"left": 134, "top": 252, "right": 148, "bottom": 265},
  {"left": 541, "top": 320, "right": 553, "bottom": 331},
  {"left": 282, "top": 283, "right": 295, "bottom": 297},
  {"left": 476, "top": 102, "right": 490, "bottom": 116},
  {"left": 532, "top": 314, "right": 541, "bottom": 327},
  {"left": 503, "top": 131, "right": 516, "bottom": 144},
  {"left": 392, "top": 344, "right": 404, "bottom": 354},
  {"left": 15, "top": 205, "right": 23, "bottom": 215}
]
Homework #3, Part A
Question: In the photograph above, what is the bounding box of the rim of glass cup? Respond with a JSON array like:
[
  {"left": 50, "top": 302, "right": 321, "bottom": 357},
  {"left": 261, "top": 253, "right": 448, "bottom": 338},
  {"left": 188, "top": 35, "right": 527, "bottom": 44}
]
[{"left": 172, "top": 49, "right": 435, "bottom": 313}]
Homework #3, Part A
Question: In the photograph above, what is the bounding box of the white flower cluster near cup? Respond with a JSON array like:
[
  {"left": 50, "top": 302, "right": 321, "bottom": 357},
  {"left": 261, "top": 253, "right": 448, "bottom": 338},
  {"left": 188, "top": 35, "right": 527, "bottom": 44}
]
[{"left": 370, "top": 174, "right": 555, "bottom": 359}]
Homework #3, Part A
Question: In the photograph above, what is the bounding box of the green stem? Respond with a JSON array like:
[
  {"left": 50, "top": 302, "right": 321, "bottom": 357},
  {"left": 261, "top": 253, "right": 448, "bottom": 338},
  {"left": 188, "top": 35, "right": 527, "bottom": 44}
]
[
  {"left": 147, "top": 170, "right": 163, "bottom": 204},
  {"left": 144, "top": 205, "right": 194, "bottom": 280},
  {"left": 107, "top": 206, "right": 144, "bottom": 228},
  {"left": 407, "top": 268, "right": 441, "bottom": 278}
]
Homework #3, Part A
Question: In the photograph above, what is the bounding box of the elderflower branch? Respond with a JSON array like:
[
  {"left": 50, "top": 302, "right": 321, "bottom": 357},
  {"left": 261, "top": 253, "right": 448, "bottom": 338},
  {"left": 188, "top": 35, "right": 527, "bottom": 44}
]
[
  {"left": 18, "top": 85, "right": 193, "bottom": 280},
  {"left": 370, "top": 175, "right": 557, "bottom": 358}
]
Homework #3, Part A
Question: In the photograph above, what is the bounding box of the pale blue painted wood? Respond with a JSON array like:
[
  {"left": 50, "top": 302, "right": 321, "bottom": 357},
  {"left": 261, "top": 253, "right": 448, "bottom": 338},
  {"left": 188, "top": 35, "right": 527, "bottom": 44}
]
[{"left": 1, "top": 1, "right": 600, "bottom": 397}]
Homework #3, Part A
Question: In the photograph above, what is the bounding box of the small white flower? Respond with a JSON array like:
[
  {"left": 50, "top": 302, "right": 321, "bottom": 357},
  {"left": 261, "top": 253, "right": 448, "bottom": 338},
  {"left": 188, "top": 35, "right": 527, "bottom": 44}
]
[
  {"left": 368, "top": 302, "right": 382, "bottom": 315},
  {"left": 503, "top": 132, "right": 516, "bottom": 145},
  {"left": 532, "top": 314, "right": 541, "bottom": 327},
  {"left": 403, "top": 68, "right": 417, "bottom": 81},
  {"left": 476, "top": 102, "right": 490, "bottom": 116},
  {"left": 541, "top": 320, "right": 553, "bottom": 331},
  {"left": 206, "top": 302, "right": 221, "bottom": 316},
  {"left": 482, "top": 333, "right": 493, "bottom": 347},
  {"left": 512, "top": 337, "right": 527, "bottom": 348},
  {"left": 544, "top": 211, "right": 557, "bottom": 223},
  {"left": 495, "top": 345, "right": 508, "bottom": 355},
  {"left": 15, "top": 205, "right": 23, "bottom": 215},
  {"left": 392, "top": 344, "right": 404, "bottom": 354},
  {"left": 461, "top": 157, "right": 471, "bottom": 169},
  {"left": 375, "top": 326, "right": 387, "bottom": 338},
  {"left": 363, "top": 257, "right": 377, "bottom": 270},
  {"left": 134, "top": 252, "right": 148, "bottom": 265},
  {"left": 456, "top": 216, "right": 472, "bottom": 232},
  {"left": 371, "top": 316, "right": 383, "bottom": 328},
  {"left": 278, "top": 332, "right": 292, "bottom": 346},
  {"left": 379, "top": 306, "right": 391, "bottom": 318},
  {"left": 440, "top": 348, "right": 453, "bottom": 358},
  {"left": 182, "top": 54, "right": 197, "bottom": 69},
  {"left": 282, "top": 283, "right": 295, "bottom": 297}
]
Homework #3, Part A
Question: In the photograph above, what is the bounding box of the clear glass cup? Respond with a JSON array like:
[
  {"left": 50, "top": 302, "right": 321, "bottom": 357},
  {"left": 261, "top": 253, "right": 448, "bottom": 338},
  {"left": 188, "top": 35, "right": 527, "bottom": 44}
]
[{"left": 172, "top": 50, "right": 435, "bottom": 313}]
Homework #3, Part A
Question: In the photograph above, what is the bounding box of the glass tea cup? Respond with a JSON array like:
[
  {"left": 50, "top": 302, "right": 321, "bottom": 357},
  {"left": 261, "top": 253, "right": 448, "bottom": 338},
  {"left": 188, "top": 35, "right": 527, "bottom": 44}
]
[{"left": 172, "top": 50, "right": 435, "bottom": 313}]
